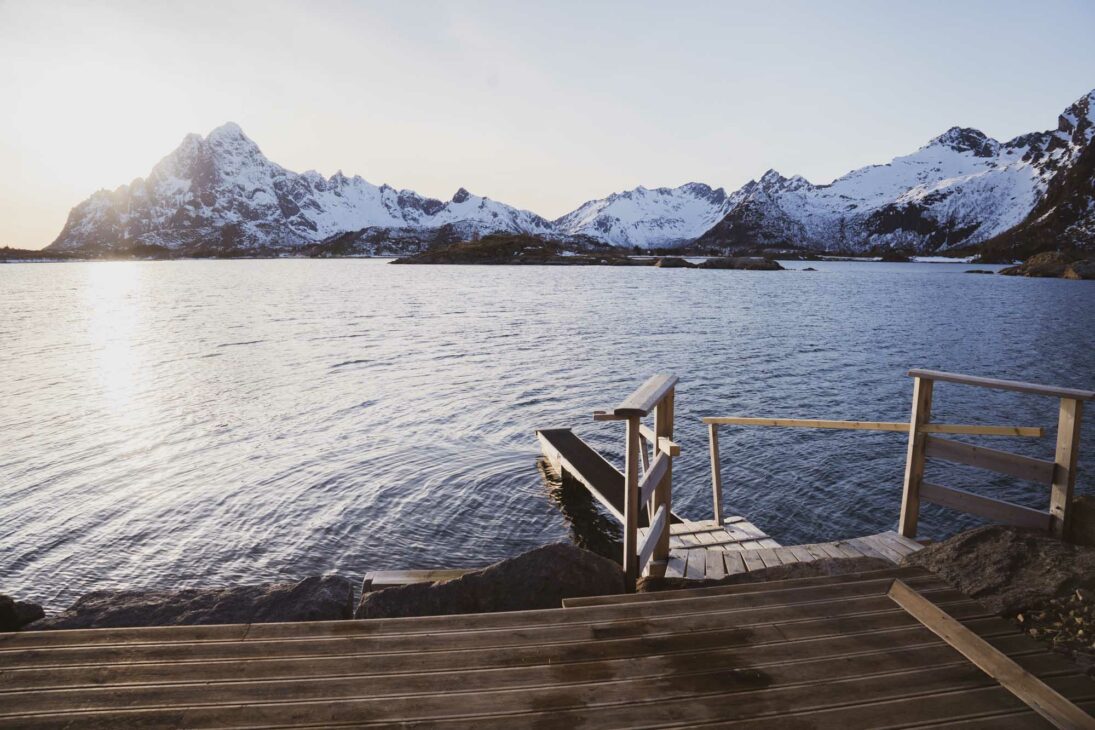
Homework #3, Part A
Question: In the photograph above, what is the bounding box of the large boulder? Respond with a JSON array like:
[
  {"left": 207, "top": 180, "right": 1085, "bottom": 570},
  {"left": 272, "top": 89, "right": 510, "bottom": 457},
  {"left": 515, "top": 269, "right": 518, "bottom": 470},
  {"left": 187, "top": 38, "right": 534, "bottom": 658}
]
[
  {"left": 697, "top": 256, "right": 783, "bottom": 271},
  {"left": 356, "top": 543, "right": 624, "bottom": 619},
  {"left": 639, "top": 556, "right": 893, "bottom": 593},
  {"left": 999, "top": 251, "right": 1075, "bottom": 278},
  {"left": 1063, "top": 259, "right": 1095, "bottom": 280},
  {"left": 29, "top": 576, "right": 353, "bottom": 630},
  {"left": 902, "top": 526, "right": 1095, "bottom": 615},
  {"left": 0, "top": 595, "right": 44, "bottom": 631},
  {"left": 653, "top": 257, "right": 696, "bottom": 268}
]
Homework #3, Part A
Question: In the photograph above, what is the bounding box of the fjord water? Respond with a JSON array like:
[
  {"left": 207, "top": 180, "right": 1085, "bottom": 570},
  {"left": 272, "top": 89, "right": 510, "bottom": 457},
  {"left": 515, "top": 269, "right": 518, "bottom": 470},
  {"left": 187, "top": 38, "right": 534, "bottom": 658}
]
[{"left": 1, "top": 259, "right": 1092, "bottom": 609}]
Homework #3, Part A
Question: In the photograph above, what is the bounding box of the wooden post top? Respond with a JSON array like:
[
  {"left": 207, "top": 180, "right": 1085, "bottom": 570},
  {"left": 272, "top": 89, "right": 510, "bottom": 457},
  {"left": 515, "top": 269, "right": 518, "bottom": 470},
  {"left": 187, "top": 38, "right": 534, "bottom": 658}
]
[{"left": 908, "top": 369, "right": 1095, "bottom": 401}]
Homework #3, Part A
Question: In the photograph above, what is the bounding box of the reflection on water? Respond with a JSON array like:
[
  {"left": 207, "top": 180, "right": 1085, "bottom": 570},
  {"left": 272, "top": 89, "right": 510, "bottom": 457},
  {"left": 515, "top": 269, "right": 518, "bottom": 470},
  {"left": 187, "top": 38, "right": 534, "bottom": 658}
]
[{"left": 0, "top": 259, "right": 1092, "bottom": 610}]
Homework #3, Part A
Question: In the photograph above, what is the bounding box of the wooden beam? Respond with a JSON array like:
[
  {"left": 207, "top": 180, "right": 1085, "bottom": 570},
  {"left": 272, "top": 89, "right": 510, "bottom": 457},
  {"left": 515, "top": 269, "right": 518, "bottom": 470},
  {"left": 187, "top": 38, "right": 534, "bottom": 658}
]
[
  {"left": 1050, "top": 398, "right": 1084, "bottom": 539},
  {"left": 708, "top": 423, "right": 725, "bottom": 524},
  {"left": 637, "top": 452, "right": 668, "bottom": 507},
  {"left": 639, "top": 423, "right": 681, "bottom": 456},
  {"left": 924, "top": 436, "right": 1056, "bottom": 484},
  {"left": 623, "top": 415, "right": 641, "bottom": 591},
  {"left": 921, "top": 423, "right": 1043, "bottom": 438},
  {"left": 888, "top": 579, "right": 1095, "bottom": 729},
  {"left": 650, "top": 391, "right": 674, "bottom": 577},
  {"left": 907, "top": 369, "right": 1095, "bottom": 402},
  {"left": 613, "top": 374, "right": 679, "bottom": 417},
  {"left": 920, "top": 481, "right": 1052, "bottom": 531},
  {"left": 899, "top": 376, "right": 933, "bottom": 538},
  {"left": 637, "top": 504, "right": 666, "bottom": 573},
  {"left": 700, "top": 417, "right": 1042, "bottom": 438}
]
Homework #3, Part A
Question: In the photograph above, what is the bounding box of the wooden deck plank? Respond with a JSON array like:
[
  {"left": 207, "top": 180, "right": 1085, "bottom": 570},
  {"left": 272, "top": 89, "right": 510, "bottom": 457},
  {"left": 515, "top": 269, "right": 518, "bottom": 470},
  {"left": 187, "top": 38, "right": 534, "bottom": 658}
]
[
  {"left": 6, "top": 657, "right": 1086, "bottom": 729},
  {"left": 0, "top": 600, "right": 1001, "bottom": 692},
  {"left": 684, "top": 549, "right": 708, "bottom": 579},
  {"left": 0, "top": 633, "right": 1061, "bottom": 717},
  {"left": 722, "top": 551, "right": 748, "bottom": 576},
  {"left": 0, "top": 580, "right": 963, "bottom": 670},
  {"left": 705, "top": 549, "right": 727, "bottom": 580}
]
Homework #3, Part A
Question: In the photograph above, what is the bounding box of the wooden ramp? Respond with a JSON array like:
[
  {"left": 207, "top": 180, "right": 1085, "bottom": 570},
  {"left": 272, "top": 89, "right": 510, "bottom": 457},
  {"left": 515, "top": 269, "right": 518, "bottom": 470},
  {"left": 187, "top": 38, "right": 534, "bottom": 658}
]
[
  {"left": 537, "top": 427, "right": 683, "bottom": 527},
  {"left": 2, "top": 567, "right": 1093, "bottom": 728},
  {"left": 644, "top": 518, "right": 925, "bottom": 580}
]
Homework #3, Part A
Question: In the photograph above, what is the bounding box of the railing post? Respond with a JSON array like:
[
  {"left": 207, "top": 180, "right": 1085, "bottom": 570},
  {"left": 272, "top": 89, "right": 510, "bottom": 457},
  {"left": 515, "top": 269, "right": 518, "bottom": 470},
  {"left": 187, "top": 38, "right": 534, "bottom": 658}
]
[
  {"left": 623, "top": 414, "right": 641, "bottom": 590},
  {"left": 648, "top": 389, "right": 674, "bottom": 578},
  {"left": 1050, "top": 398, "right": 1083, "bottom": 539},
  {"left": 708, "top": 423, "right": 725, "bottom": 524},
  {"left": 899, "top": 376, "right": 934, "bottom": 538}
]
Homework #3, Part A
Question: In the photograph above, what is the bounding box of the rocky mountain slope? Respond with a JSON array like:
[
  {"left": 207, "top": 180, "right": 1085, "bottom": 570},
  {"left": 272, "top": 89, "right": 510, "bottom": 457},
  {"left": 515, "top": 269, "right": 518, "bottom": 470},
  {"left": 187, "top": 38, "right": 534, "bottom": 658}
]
[
  {"left": 48, "top": 89, "right": 1095, "bottom": 257},
  {"left": 49, "top": 123, "right": 553, "bottom": 255},
  {"left": 552, "top": 183, "right": 739, "bottom": 248},
  {"left": 699, "top": 90, "right": 1095, "bottom": 254}
]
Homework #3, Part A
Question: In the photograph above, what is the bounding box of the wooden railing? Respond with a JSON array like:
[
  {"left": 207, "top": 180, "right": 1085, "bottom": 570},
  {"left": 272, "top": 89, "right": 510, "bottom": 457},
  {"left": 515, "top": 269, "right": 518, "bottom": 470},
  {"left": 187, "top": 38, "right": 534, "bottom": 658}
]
[
  {"left": 594, "top": 374, "right": 679, "bottom": 589},
  {"left": 704, "top": 369, "right": 1093, "bottom": 542},
  {"left": 899, "top": 369, "right": 1093, "bottom": 540}
]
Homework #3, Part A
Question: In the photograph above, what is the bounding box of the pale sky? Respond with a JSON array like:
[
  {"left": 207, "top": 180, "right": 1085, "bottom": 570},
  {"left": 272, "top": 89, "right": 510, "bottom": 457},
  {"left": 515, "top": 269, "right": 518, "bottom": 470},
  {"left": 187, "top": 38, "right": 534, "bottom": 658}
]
[{"left": 3, "top": 0, "right": 1094, "bottom": 250}]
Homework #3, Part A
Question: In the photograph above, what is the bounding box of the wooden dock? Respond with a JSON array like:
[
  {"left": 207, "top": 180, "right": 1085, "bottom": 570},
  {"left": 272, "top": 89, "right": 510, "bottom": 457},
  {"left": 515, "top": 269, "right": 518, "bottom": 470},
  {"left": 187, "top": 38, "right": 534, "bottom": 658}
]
[
  {"left": 3, "top": 567, "right": 1093, "bottom": 728},
  {"left": 645, "top": 517, "right": 924, "bottom": 580}
]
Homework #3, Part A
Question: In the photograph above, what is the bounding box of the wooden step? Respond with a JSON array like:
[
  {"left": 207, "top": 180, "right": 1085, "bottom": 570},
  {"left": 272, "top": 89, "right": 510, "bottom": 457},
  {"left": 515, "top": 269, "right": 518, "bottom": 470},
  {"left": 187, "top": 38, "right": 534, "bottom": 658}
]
[
  {"left": 3, "top": 571, "right": 1090, "bottom": 728},
  {"left": 563, "top": 566, "right": 933, "bottom": 607},
  {"left": 361, "top": 569, "right": 472, "bottom": 592}
]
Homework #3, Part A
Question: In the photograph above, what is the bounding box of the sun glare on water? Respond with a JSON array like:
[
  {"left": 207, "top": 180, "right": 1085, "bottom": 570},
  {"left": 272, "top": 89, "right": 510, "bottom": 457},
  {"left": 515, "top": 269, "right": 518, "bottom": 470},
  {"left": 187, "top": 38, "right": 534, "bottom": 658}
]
[{"left": 85, "top": 262, "right": 145, "bottom": 415}]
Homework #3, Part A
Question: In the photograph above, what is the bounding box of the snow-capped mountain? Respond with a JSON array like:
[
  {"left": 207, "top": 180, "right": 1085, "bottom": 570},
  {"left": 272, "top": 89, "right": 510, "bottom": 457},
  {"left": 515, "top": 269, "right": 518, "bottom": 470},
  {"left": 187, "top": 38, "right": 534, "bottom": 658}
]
[
  {"left": 698, "top": 90, "right": 1095, "bottom": 254},
  {"left": 553, "top": 183, "right": 738, "bottom": 248},
  {"left": 48, "top": 88, "right": 1095, "bottom": 256},
  {"left": 49, "top": 123, "right": 553, "bottom": 254}
]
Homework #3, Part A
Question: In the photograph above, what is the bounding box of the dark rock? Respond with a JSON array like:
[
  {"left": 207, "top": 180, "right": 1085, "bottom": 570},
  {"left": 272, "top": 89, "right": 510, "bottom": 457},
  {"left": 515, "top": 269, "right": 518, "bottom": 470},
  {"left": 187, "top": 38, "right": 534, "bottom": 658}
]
[
  {"left": 879, "top": 250, "right": 913, "bottom": 262},
  {"left": 903, "top": 525, "right": 1095, "bottom": 615},
  {"left": 800, "top": 266, "right": 818, "bottom": 271},
  {"left": 697, "top": 256, "right": 784, "bottom": 271},
  {"left": 638, "top": 556, "right": 893, "bottom": 593},
  {"left": 653, "top": 256, "right": 695, "bottom": 268},
  {"left": 355, "top": 543, "right": 625, "bottom": 619},
  {"left": 0, "top": 595, "right": 45, "bottom": 631},
  {"left": 1069, "top": 495, "right": 1095, "bottom": 547},
  {"left": 29, "top": 576, "right": 353, "bottom": 630},
  {"left": 1064, "top": 258, "right": 1095, "bottom": 280},
  {"left": 964, "top": 269, "right": 994, "bottom": 274},
  {"left": 998, "top": 251, "right": 1077, "bottom": 278}
]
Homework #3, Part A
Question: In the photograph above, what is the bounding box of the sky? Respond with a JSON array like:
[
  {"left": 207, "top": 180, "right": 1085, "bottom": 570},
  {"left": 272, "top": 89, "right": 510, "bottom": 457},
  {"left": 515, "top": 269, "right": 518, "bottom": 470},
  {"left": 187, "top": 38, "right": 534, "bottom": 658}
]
[{"left": 2, "top": 0, "right": 1095, "bottom": 249}]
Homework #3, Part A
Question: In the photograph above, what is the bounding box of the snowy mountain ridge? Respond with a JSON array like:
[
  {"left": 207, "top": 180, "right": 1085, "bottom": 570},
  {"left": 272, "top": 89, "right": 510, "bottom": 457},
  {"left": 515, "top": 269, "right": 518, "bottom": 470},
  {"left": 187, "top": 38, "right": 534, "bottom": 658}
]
[{"left": 49, "top": 88, "right": 1095, "bottom": 255}]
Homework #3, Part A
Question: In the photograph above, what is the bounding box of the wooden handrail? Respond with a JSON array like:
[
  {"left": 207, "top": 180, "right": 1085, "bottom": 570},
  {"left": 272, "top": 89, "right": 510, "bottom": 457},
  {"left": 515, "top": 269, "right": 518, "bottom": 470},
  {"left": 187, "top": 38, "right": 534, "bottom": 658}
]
[
  {"left": 612, "top": 374, "right": 679, "bottom": 417},
  {"left": 908, "top": 369, "right": 1095, "bottom": 401},
  {"left": 701, "top": 417, "right": 1043, "bottom": 438}
]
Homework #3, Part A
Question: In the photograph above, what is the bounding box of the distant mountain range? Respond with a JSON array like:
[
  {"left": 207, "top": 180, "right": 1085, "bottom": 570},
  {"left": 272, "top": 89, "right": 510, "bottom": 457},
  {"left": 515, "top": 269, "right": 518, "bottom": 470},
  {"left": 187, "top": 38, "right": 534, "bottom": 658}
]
[{"left": 49, "top": 89, "right": 1095, "bottom": 258}]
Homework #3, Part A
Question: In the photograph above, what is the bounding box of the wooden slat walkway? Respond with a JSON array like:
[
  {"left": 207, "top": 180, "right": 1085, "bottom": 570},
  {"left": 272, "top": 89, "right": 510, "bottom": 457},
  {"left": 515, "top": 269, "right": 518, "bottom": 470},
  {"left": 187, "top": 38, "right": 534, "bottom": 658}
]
[
  {"left": 2, "top": 568, "right": 1092, "bottom": 728},
  {"left": 641, "top": 518, "right": 924, "bottom": 580}
]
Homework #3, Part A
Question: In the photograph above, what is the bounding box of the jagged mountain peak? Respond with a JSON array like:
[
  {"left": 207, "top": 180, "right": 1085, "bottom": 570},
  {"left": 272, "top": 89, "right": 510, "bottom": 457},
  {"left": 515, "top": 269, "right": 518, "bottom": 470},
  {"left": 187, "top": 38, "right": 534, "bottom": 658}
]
[
  {"left": 924, "top": 127, "right": 1000, "bottom": 157},
  {"left": 452, "top": 187, "right": 472, "bottom": 203}
]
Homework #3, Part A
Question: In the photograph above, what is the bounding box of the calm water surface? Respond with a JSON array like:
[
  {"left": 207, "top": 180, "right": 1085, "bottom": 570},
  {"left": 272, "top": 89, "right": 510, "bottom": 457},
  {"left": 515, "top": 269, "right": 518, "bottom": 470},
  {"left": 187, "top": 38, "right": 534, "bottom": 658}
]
[{"left": 2, "top": 259, "right": 1092, "bottom": 609}]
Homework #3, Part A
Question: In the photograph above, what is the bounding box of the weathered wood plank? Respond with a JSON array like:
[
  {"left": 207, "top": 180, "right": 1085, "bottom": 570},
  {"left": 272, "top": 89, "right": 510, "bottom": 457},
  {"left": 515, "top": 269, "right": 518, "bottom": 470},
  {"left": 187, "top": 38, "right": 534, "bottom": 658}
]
[
  {"left": 925, "top": 436, "right": 1056, "bottom": 484},
  {"left": 921, "top": 481, "right": 1053, "bottom": 531},
  {"left": 612, "top": 373, "right": 678, "bottom": 416},
  {"left": 889, "top": 579, "right": 1095, "bottom": 729},
  {"left": 701, "top": 416, "right": 1043, "bottom": 438},
  {"left": 637, "top": 504, "right": 666, "bottom": 572},
  {"left": 1050, "top": 398, "right": 1084, "bottom": 539},
  {"left": 907, "top": 369, "right": 1095, "bottom": 402},
  {"left": 705, "top": 550, "right": 727, "bottom": 580},
  {"left": 900, "top": 375, "right": 934, "bottom": 538},
  {"left": 684, "top": 549, "right": 707, "bottom": 579}
]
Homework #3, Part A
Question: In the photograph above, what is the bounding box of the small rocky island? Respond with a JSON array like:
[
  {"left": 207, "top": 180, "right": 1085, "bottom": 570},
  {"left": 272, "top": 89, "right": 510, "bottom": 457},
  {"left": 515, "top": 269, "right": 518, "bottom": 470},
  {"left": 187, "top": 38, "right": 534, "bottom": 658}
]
[{"left": 392, "top": 234, "right": 784, "bottom": 269}]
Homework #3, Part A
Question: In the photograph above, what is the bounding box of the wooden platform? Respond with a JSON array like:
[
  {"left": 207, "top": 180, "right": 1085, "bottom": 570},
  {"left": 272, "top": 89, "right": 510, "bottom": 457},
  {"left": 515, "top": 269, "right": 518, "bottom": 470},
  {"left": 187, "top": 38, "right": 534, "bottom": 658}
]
[
  {"left": 642, "top": 518, "right": 925, "bottom": 580},
  {"left": 2, "top": 567, "right": 1093, "bottom": 728}
]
